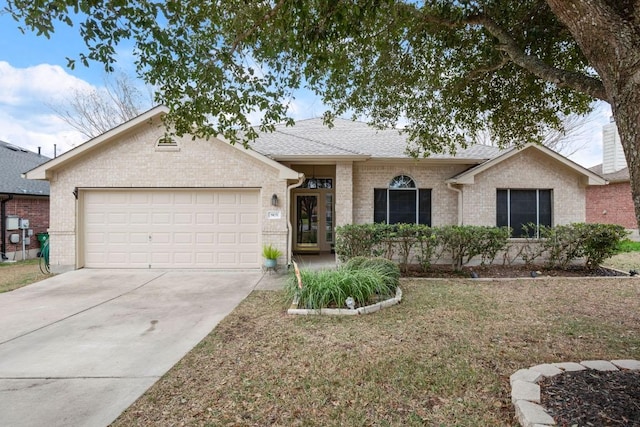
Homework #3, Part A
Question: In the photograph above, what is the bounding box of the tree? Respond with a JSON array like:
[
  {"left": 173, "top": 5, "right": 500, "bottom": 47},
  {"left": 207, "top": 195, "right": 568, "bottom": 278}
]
[
  {"left": 5, "top": 1, "right": 640, "bottom": 225},
  {"left": 47, "top": 72, "right": 152, "bottom": 139}
]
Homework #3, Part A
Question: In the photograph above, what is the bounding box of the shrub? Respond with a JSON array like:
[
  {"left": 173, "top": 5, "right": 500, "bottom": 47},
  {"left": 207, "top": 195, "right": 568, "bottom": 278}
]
[
  {"left": 580, "top": 223, "right": 628, "bottom": 268},
  {"left": 540, "top": 223, "right": 628, "bottom": 269},
  {"left": 414, "top": 225, "right": 436, "bottom": 272},
  {"left": 335, "top": 224, "right": 387, "bottom": 261},
  {"left": 435, "top": 225, "right": 509, "bottom": 270}
]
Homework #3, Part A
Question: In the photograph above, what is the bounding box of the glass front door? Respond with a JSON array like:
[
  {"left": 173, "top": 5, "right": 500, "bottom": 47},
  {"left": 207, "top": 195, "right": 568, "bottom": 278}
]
[
  {"left": 294, "top": 192, "right": 334, "bottom": 252},
  {"left": 296, "top": 194, "right": 319, "bottom": 250}
]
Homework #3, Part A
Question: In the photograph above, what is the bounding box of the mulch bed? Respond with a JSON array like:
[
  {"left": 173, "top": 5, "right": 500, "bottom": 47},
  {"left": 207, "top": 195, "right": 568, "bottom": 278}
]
[
  {"left": 540, "top": 369, "right": 640, "bottom": 426},
  {"left": 402, "top": 264, "right": 628, "bottom": 279}
]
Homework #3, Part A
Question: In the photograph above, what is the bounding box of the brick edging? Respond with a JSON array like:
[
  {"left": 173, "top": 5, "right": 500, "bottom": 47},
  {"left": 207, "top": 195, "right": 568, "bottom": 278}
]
[{"left": 511, "top": 359, "right": 640, "bottom": 426}]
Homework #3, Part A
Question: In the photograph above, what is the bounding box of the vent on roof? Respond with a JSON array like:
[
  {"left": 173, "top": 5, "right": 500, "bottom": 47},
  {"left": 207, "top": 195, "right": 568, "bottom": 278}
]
[{"left": 3, "top": 142, "right": 27, "bottom": 152}]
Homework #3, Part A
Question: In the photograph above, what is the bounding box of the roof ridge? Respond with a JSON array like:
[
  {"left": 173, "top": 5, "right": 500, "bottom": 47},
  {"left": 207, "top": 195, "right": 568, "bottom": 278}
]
[{"left": 274, "top": 128, "right": 366, "bottom": 156}]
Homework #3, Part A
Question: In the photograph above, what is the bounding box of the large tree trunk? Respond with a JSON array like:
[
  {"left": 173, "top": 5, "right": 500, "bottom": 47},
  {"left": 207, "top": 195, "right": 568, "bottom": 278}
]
[{"left": 546, "top": 0, "right": 640, "bottom": 228}]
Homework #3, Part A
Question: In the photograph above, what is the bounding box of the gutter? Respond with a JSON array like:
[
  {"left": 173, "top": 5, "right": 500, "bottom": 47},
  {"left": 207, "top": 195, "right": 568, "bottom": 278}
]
[
  {"left": 446, "top": 183, "right": 463, "bottom": 226},
  {"left": 286, "top": 174, "right": 306, "bottom": 267},
  {"left": 1, "top": 194, "right": 13, "bottom": 260}
]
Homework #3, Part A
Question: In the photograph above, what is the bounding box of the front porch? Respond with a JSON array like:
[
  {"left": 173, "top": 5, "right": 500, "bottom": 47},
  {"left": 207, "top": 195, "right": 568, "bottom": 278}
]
[{"left": 292, "top": 252, "right": 337, "bottom": 271}]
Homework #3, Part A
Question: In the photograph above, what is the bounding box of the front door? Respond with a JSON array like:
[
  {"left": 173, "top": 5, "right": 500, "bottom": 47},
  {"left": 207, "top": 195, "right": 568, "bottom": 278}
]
[{"left": 294, "top": 191, "right": 334, "bottom": 253}]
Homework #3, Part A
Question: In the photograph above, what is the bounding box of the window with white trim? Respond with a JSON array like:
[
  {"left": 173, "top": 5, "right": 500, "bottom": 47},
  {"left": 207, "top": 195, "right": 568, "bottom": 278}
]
[
  {"left": 497, "top": 189, "right": 552, "bottom": 237},
  {"left": 374, "top": 175, "right": 431, "bottom": 225}
]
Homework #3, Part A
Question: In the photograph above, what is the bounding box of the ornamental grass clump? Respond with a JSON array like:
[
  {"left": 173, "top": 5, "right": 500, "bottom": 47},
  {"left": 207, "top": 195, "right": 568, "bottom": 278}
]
[
  {"left": 286, "top": 258, "right": 400, "bottom": 310},
  {"left": 345, "top": 256, "right": 400, "bottom": 291}
]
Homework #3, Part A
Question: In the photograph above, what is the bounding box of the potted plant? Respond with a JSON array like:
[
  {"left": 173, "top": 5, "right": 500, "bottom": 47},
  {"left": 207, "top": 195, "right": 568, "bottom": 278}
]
[{"left": 262, "top": 244, "right": 282, "bottom": 269}]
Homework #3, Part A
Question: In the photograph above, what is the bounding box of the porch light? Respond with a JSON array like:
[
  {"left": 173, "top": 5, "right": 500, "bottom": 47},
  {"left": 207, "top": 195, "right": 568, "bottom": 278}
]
[{"left": 271, "top": 194, "right": 278, "bottom": 206}]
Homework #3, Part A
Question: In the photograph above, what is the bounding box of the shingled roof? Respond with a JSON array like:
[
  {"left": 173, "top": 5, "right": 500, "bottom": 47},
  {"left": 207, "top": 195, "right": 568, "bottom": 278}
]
[
  {"left": 249, "top": 118, "right": 502, "bottom": 160},
  {"left": 588, "top": 164, "right": 630, "bottom": 183},
  {"left": 0, "top": 141, "right": 50, "bottom": 196}
]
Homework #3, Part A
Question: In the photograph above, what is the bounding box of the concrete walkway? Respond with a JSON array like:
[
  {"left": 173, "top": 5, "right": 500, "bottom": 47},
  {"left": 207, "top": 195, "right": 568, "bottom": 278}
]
[{"left": 0, "top": 269, "right": 266, "bottom": 427}]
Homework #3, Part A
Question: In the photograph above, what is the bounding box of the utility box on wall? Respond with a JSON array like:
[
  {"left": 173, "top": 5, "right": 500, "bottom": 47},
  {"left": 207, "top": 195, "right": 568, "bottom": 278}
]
[{"left": 6, "top": 216, "right": 19, "bottom": 231}]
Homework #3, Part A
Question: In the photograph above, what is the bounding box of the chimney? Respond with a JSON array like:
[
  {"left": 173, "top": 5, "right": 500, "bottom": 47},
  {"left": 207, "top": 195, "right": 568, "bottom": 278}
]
[{"left": 602, "top": 122, "right": 626, "bottom": 174}]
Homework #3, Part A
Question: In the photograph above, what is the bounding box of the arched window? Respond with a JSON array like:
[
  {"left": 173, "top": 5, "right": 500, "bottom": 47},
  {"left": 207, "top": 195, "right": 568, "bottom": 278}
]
[
  {"left": 389, "top": 175, "right": 416, "bottom": 189},
  {"left": 374, "top": 175, "right": 431, "bottom": 225}
]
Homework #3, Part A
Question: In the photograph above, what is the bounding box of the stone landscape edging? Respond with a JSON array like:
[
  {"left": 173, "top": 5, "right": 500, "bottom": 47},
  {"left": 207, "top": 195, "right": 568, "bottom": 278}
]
[
  {"left": 511, "top": 359, "right": 640, "bottom": 427},
  {"left": 287, "top": 287, "right": 402, "bottom": 316}
]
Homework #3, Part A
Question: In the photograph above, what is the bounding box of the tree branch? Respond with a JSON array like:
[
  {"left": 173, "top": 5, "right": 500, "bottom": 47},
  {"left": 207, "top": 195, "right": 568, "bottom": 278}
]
[
  {"left": 422, "top": 10, "right": 608, "bottom": 101},
  {"left": 228, "top": 0, "right": 287, "bottom": 55}
]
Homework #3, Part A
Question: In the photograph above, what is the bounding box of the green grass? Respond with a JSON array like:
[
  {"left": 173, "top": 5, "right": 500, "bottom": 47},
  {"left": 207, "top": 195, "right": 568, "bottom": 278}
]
[{"left": 616, "top": 239, "right": 640, "bottom": 253}]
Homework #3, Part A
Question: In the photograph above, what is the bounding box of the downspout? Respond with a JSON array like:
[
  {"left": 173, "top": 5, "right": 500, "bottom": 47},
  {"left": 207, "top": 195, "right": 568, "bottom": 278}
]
[
  {"left": 1, "top": 194, "right": 13, "bottom": 260},
  {"left": 286, "top": 173, "right": 306, "bottom": 267},
  {"left": 447, "top": 183, "right": 463, "bottom": 226}
]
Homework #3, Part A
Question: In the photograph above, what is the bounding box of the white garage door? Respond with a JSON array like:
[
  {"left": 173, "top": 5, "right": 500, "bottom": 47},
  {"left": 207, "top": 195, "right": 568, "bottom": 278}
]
[{"left": 83, "top": 189, "right": 261, "bottom": 269}]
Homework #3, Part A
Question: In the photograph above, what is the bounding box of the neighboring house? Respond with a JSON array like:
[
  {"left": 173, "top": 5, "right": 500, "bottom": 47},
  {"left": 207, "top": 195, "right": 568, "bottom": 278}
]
[
  {"left": 25, "top": 106, "right": 605, "bottom": 273},
  {"left": 1, "top": 141, "right": 50, "bottom": 261},
  {"left": 586, "top": 121, "right": 638, "bottom": 238}
]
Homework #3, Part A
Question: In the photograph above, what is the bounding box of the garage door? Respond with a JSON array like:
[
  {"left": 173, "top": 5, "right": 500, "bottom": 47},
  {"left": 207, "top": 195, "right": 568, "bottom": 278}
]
[{"left": 83, "top": 189, "right": 261, "bottom": 269}]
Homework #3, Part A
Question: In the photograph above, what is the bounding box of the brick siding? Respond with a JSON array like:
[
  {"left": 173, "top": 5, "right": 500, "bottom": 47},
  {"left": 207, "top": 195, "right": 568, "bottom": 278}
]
[
  {"left": 2, "top": 196, "right": 49, "bottom": 258},
  {"left": 586, "top": 182, "right": 636, "bottom": 229},
  {"left": 462, "top": 150, "right": 587, "bottom": 226},
  {"left": 48, "top": 117, "right": 291, "bottom": 271}
]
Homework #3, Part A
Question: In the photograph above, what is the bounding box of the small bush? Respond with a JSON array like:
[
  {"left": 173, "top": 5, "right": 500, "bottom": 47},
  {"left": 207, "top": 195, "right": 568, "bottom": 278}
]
[
  {"left": 414, "top": 225, "right": 436, "bottom": 272},
  {"left": 435, "top": 225, "right": 509, "bottom": 270},
  {"left": 581, "top": 223, "right": 628, "bottom": 268},
  {"left": 335, "top": 224, "right": 388, "bottom": 261},
  {"left": 539, "top": 223, "right": 628, "bottom": 269}
]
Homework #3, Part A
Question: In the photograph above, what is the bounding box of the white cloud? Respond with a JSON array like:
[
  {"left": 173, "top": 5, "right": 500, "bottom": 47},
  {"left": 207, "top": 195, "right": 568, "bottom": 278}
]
[{"left": 0, "top": 62, "right": 91, "bottom": 156}]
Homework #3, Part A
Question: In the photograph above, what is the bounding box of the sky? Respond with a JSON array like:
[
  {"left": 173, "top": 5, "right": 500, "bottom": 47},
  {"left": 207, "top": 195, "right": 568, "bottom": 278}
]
[{"left": 0, "top": 11, "right": 612, "bottom": 167}]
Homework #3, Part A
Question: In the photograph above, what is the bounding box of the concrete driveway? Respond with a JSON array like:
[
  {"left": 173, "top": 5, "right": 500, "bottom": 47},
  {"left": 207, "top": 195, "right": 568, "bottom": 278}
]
[{"left": 0, "top": 269, "right": 268, "bottom": 427}]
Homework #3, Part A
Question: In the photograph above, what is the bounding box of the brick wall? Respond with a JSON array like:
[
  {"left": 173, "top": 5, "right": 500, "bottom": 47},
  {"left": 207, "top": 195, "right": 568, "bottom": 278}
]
[
  {"left": 350, "top": 149, "right": 589, "bottom": 228},
  {"left": 2, "top": 196, "right": 49, "bottom": 258},
  {"left": 352, "top": 161, "right": 468, "bottom": 225},
  {"left": 586, "top": 182, "right": 637, "bottom": 229},
  {"left": 461, "top": 149, "right": 587, "bottom": 226},
  {"left": 48, "top": 117, "right": 292, "bottom": 271}
]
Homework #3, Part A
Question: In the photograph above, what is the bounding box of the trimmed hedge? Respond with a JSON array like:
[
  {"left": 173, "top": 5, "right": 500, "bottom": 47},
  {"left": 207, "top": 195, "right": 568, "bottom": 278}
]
[{"left": 335, "top": 223, "right": 628, "bottom": 270}]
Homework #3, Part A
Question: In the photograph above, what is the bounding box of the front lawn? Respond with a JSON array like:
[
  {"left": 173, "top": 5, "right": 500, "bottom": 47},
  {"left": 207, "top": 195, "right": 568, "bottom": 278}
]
[
  {"left": 114, "top": 277, "right": 640, "bottom": 426},
  {"left": 0, "top": 259, "right": 52, "bottom": 293}
]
